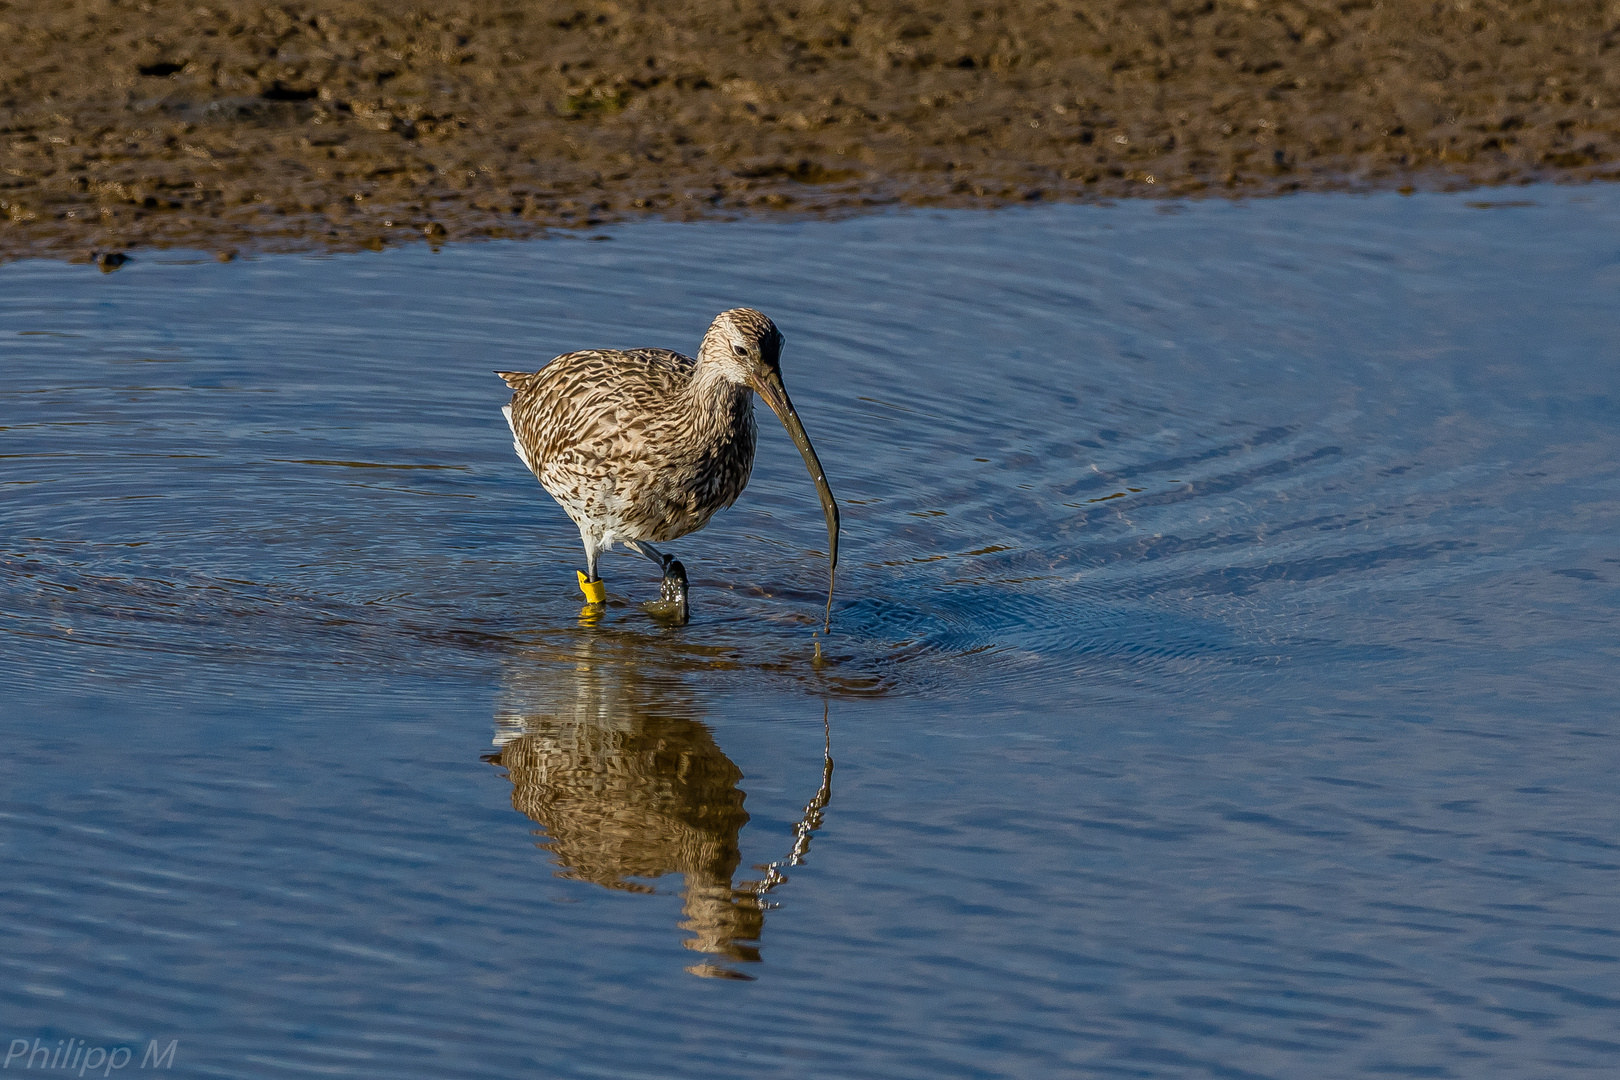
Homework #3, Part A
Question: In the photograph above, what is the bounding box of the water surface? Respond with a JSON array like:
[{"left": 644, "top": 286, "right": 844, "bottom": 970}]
[{"left": 3, "top": 188, "right": 1618, "bottom": 1078}]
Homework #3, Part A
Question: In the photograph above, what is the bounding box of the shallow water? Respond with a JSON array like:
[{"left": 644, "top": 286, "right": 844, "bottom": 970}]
[{"left": 3, "top": 188, "right": 1619, "bottom": 1079}]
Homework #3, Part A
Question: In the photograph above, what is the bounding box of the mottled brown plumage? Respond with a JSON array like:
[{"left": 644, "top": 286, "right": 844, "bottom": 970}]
[{"left": 497, "top": 308, "right": 839, "bottom": 619}]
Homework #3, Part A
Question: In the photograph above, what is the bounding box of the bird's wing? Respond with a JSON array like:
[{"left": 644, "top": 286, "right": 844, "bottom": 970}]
[{"left": 508, "top": 348, "right": 696, "bottom": 473}]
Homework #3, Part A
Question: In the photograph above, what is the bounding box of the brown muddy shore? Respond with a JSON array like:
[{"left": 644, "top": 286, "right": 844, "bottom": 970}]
[{"left": 3, "top": 0, "right": 1618, "bottom": 263}]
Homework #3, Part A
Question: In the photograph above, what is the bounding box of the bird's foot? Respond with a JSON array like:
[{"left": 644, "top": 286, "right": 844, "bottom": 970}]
[{"left": 643, "top": 559, "right": 689, "bottom": 625}]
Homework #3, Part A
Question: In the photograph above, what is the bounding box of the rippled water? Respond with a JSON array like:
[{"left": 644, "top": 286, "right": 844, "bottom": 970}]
[{"left": 4, "top": 188, "right": 1618, "bottom": 1078}]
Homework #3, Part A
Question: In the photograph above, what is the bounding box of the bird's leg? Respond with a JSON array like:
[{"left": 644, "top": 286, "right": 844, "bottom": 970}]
[
  {"left": 622, "top": 540, "right": 672, "bottom": 573},
  {"left": 577, "top": 533, "right": 607, "bottom": 605}
]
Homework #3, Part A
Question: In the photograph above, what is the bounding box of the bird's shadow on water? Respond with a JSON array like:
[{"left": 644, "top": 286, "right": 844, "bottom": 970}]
[{"left": 482, "top": 627, "right": 834, "bottom": 980}]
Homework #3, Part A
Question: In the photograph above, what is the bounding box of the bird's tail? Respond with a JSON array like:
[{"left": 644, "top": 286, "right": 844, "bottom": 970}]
[{"left": 494, "top": 370, "right": 538, "bottom": 390}]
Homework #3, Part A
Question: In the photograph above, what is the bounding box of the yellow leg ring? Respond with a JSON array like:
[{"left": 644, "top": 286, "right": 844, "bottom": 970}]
[{"left": 577, "top": 571, "right": 607, "bottom": 604}]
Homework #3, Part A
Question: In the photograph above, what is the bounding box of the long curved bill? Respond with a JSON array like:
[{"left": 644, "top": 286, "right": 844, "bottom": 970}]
[{"left": 752, "top": 368, "right": 840, "bottom": 630}]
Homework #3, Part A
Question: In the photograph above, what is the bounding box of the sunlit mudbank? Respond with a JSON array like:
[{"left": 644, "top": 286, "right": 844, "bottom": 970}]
[{"left": 488, "top": 635, "right": 832, "bottom": 978}]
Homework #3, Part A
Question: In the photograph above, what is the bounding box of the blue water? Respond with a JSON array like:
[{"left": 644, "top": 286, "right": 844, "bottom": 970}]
[{"left": 3, "top": 187, "right": 1618, "bottom": 1078}]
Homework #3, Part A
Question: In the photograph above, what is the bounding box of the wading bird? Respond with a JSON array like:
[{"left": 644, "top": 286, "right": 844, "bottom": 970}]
[{"left": 497, "top": 308, "right": 839, "bottom": 625}]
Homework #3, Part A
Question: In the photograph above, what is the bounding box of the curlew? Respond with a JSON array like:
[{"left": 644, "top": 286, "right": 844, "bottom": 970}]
[{"left": 497, "top": 308, "right": 839, "bottom": 624}]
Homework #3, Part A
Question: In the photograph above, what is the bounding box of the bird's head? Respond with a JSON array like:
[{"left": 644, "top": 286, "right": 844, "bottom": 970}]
[
  {"left": 701, "top": 307, "right": 841, "bottom": 623},
  {"left": 701, "top": 307, "right": 785, "bottom": 387}
]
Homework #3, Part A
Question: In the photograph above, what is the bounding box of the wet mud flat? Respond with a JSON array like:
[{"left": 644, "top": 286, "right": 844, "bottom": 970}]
[{"left": 4, "top": 0, "right": 1619, "bottom": 261}]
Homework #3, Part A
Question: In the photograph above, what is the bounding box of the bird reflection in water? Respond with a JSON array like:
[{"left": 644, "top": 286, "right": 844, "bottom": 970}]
[{"left": 485, "top": 634, "right": 832, "bottom": 979}]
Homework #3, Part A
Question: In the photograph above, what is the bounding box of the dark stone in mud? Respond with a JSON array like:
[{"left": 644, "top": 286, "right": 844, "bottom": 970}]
[{"left": 3, "top": 1, "right": 1618, "bottom": 261}]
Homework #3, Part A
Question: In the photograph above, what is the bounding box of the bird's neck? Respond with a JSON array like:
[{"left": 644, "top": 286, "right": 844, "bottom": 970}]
[{"left": 688, "top": 353, "right": 754, "bottom": 430}]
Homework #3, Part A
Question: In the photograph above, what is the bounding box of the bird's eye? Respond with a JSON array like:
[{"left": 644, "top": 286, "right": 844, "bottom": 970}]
[{"left": 732, "top": 345, "right": 749, "bottom": 357}]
